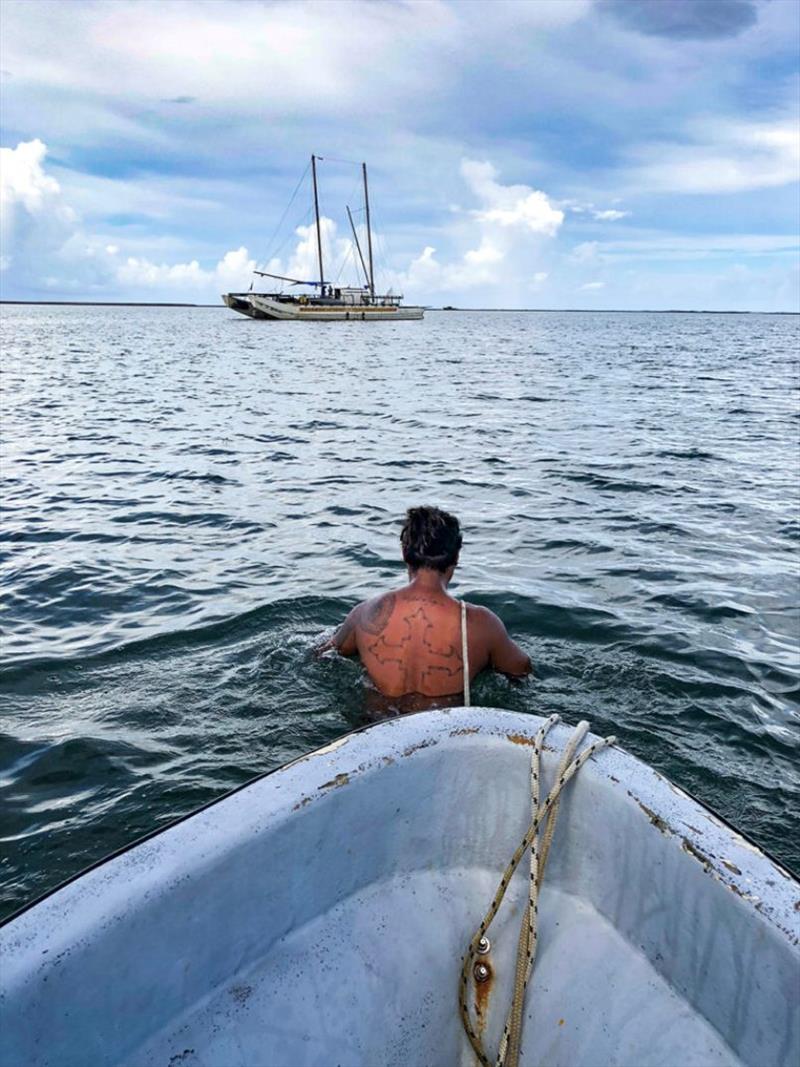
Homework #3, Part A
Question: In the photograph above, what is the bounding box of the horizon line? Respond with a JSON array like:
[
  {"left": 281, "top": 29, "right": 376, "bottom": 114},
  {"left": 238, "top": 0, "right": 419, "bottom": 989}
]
[{"left": 1, "top": 300, "right": 798, "bottom": 315}]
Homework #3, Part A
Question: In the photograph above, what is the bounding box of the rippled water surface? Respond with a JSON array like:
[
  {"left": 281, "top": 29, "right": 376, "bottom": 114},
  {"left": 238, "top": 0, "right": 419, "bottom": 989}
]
[{"left": 1, "top": 304, "right": 798, "bottom": 917}]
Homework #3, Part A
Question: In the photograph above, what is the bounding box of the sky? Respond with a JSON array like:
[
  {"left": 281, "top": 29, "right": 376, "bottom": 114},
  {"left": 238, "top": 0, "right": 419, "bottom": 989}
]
[{"left": 1, "top": 0, "right": 798, "bottom": 310}]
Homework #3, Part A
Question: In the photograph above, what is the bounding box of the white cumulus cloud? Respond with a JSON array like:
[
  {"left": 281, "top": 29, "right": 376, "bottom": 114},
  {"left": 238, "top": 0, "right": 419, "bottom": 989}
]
[
  {"left": 462, "top": 160, "right": 564, "bottom": 236},
  {"left": 115, "top": 246, "right": 256, "bottom": 294},
  {"left": 389, "top": 159, "right": 563, "bottom": 301},
  {"left": 0, "top": 139, "right": 258, "bottom": 300},
  {"left": 0, "top": 139, "right": 78, "bottom": 276}
]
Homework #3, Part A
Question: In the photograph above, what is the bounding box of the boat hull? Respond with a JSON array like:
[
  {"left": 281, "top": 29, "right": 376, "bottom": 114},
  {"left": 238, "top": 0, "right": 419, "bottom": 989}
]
[
  {"left": 2, "top": 709, "right": 797, "bottom": 1067},
  {"left": 223, "top": 292, "right": 424, "bottom": 320},
  {"left": 222, "top": 293, "right": 267, "bottom": 318}
]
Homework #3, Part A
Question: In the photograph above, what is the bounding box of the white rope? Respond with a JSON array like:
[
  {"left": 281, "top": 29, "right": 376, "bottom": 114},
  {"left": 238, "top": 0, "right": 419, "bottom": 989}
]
[
  {"left": 461, "top": 600, "right": 471, "bottom": 707},
  {"left": 458, "top": 717, "right": 616, "bottom": 1067}
]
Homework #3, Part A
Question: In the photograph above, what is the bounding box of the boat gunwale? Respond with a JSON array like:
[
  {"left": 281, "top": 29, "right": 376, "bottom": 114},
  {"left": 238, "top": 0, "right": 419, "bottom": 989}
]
[{"left": 2, "top": 707, "right": 797, "bottom": 930}]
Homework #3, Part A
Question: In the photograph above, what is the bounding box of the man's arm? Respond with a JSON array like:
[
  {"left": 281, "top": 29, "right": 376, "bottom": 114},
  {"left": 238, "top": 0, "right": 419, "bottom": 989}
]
[
  {"left": 316, "top": 605, "right": 360, "bottom": 656},
  {"left": 479, "top": 607, "right": 532, "bottom": 678}
]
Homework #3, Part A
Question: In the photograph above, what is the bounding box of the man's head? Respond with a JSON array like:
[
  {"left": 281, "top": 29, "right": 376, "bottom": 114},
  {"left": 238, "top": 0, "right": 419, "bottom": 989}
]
[{"left": 400, "top": 506, "right": 462, "bottom": 576}]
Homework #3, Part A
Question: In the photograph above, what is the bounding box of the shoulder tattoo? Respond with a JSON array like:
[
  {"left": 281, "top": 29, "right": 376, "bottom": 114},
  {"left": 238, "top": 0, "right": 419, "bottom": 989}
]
[{"left": 361, "top": 593, "right": 396, "bottom": 636}]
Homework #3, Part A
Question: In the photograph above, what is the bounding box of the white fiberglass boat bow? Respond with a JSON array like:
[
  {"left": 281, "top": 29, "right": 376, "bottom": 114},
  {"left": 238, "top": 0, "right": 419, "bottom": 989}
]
[{"left": 2, "top": 709, "right": 797, "bottom": 1067}]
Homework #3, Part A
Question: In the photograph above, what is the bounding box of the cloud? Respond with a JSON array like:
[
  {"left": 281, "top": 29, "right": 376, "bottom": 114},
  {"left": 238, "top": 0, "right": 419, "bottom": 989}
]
[
  {"left": 0, "top": 137, "right": 381, "bottom": 300},
  {"left": 0, "top": 0, "right": 465, "bottom": 133},
  {"left": 257, "top": 215, "right": 371, "bottom": 291},
  {"left": 0, "top": 138, "right": 257, "bottom": 300},
  {"left": 463, "top": 160, "right": 564, "bottom": 236},
  {"left": 602, "top": 0, "right": 758, "bottom": 40},
  {"left": 390, "top": 159, "right": 563, "bottom": 299},
  {"left": 116, "top": 246, "right": 256, "bottom": 294},
  {"left": 0, "top": 138, "right": 79, "bottom": 276},
  {"left": 580, "top": 281, "right": 605, "bottom": 290},
  {"left": 564, "top": 201, "right": 630, "bottom": 221},
  {"left": 628, "top": 117, "right": 800, "bottom": 194},
  {"left": 0, "top": 0, "right": 598, "bottom": 209}
]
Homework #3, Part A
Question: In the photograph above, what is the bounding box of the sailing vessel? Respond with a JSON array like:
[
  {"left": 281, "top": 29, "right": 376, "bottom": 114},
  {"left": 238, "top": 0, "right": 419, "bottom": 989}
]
[{"left": 223, "top": 156, "right": 424, "bottom": 321}]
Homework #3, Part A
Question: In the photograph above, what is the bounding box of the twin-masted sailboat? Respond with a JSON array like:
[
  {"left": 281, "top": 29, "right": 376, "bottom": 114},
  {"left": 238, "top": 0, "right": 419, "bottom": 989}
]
[{"left": 223, "top": 156, "right": 424, "bottom": 321}]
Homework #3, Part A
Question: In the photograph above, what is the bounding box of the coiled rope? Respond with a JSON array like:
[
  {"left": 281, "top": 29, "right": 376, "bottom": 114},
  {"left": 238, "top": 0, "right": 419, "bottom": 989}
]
[{"left": 458, "top": 715, "right": 616, "bottom": 1067}]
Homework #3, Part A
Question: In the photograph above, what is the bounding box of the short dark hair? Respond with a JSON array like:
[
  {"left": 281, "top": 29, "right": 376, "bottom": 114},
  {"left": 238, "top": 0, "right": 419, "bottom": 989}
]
[{"left": 400, "top": 506, "right": 462, "bottom": 573}]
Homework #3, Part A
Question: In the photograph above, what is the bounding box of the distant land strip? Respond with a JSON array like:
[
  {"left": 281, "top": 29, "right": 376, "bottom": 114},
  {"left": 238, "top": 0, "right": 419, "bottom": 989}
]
[
  {"left": 436, "top": 308, "right": 797, "bottom": 314},
  {"left": 0, "top": 300, "right": 215, "bottom": 307}
]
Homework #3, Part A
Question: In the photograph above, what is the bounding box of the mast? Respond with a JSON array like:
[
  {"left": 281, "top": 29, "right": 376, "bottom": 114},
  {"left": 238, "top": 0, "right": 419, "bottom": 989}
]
[
  {"left": 346, "top": 206, "right": 370, "bottom": 288},
  {"left": 362, "top": 162, "right": 375, "bottom": 298},
  {"left": 311, "top": 154, "right": 324, "bottom": 289}
]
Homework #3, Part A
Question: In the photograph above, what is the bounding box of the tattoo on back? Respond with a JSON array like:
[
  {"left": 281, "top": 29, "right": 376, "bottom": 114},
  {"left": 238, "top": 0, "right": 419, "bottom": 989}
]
[
  {"left": 365, "top": 603, "right": 463, "bottom": 689},
  {"left": 361, "top": 593, "right": 396, "bottom": 636}
]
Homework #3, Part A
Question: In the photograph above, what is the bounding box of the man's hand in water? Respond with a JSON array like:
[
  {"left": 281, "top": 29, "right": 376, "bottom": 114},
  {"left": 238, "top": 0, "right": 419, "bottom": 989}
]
[{"left": 313, "top": 607, "right": 360, "bottom": 657}]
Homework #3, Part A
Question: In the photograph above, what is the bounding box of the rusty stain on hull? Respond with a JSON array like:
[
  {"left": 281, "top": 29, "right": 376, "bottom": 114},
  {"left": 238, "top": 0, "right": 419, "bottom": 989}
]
[
  {"left": 721, "top": 859, "right": 743, "bottom": 876},
  {"left": 401, "top": 738, "right": 437, "bottom": 757},
  {"left": 632, "top": 797, "right": 671, "bottom": 835},
  {"left": 319, "top": 773, "right": 350, "bottom": 791},
  {"left": 506, "top": 732, "right": 535, "bottom": 747},
  {"left": 681, "top": 837, "right": 714, "bottom": 872},
  {"left": 473, "top": 957, "right": 494, "bottom": 1038}
]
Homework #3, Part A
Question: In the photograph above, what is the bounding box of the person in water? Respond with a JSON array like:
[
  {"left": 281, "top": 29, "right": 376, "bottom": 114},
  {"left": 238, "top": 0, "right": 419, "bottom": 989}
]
[{"left": 324, "top": 506, "right": 532, "bottom": 712}]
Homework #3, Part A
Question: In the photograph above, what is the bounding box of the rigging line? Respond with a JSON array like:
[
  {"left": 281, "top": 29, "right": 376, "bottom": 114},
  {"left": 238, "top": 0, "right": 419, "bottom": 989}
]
[
  {"left": 327, "top": 180, "right": 363, "bottom": 286},
  {"left": 260, "top": 162, "right": 311, "bottom": 266},
  {"left": 265, "top": 205, "right": 314, "bottom": 269},
  {"left": 337, "top": 174, "right": 366, "bottom": 282},
  {"left": 345, "top": 175, "right": 362, "bottom": 214},
  {"left": 333, "top": 241, "right": 354, "bottom": 285},
  {"left": 347, "top": 206, "right": 369, "bottom": 287},
  {"left": 333, "top": 232, "right": 362, "bottom": 287}
]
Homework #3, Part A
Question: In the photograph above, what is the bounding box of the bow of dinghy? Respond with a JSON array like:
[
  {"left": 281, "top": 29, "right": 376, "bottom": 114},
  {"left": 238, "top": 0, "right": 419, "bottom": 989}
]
[{"left": 2, "top": 709, "right": 797, "bottom": 1067}]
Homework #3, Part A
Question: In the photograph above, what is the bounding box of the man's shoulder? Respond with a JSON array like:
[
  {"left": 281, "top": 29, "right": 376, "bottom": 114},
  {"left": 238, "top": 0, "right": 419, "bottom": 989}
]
[
  {"left": 464, "top": 602, "right": 497, "bottom": 621},
  {"left": 355, "top": 591, "right": 398, "bottom": 636},
  {"left": 465, "top": 602, "right": 504, "bottom": 634}
]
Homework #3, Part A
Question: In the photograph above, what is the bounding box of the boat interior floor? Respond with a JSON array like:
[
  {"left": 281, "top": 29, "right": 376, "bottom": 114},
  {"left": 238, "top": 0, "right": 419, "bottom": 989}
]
[{"left": 128, "top": 870, "right": 739, "bottom": 1067}]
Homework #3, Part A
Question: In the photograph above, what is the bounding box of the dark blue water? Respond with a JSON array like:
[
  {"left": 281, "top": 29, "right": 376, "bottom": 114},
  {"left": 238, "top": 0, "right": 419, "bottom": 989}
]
[{"left": 1, "top": 305, "right": 798, "bottom": 918}]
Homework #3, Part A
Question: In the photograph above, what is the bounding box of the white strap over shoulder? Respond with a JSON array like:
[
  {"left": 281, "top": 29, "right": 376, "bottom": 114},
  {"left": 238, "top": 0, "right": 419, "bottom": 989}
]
[{"left": 461, "top": 599, "right": 471, "bottom": 707}]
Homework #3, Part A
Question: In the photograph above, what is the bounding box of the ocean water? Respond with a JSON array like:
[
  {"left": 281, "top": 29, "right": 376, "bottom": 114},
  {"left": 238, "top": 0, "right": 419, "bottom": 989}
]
[{"left": 1, "top": 304, "right": 798, "bottom": 918}]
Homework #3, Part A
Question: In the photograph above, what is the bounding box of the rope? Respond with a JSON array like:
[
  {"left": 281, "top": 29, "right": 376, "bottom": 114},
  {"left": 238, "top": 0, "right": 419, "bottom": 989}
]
[
  {"left": 458, "top": 716, "right": 616, "bottom": 1067},
  {"left": 462, "top": 600, "right": 471, "bottom": 708},
  {"left": 260, "top": 162, "right": 311, "bottom": 266}
]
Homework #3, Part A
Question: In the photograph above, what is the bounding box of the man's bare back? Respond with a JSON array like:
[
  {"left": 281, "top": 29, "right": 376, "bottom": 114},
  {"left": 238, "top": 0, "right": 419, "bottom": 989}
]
[{"left": 323, "top": 507, "right": 531, "bottom": 711}]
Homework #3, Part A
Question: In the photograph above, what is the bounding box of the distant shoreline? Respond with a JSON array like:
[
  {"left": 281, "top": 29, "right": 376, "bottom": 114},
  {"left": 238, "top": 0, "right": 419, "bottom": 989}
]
[
  {"left": 0, "top": 300, "right": 215, "bottom": 307},
  {"left": 1, "top": 300, "right": 797, "bottom": 314}
]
